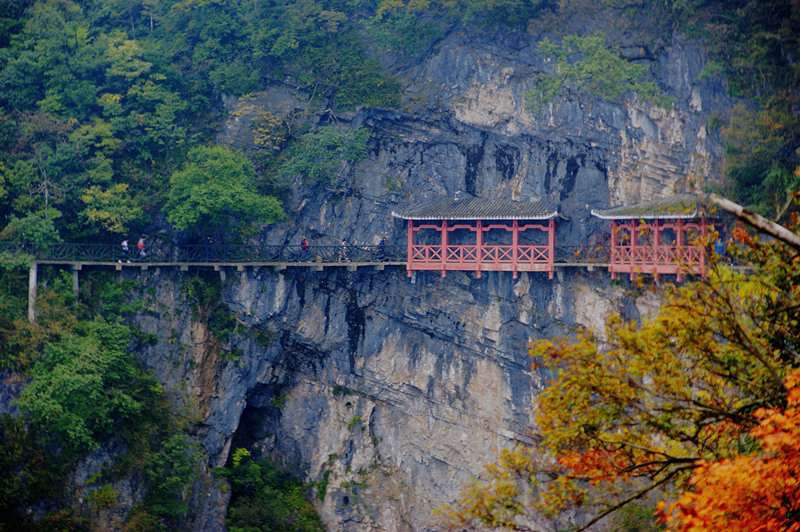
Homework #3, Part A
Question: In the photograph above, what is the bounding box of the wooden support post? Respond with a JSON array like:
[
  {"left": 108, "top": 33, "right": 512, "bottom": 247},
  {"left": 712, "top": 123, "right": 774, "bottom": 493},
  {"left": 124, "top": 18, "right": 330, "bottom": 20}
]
[
  {"left": 630, "top": 220, "right": 638, "bottom": 281},
  {"left": 441, "top": 219, "right": 448, "bottom": 278},
  {"left": 476, "top": 220, "right": 483, "bottom": 279},
  {"left": 700, "top": 217, "right": 708, "bottom": 279},
  {"left": 407, "top": 219, "right": 413, "bottom": 277},
  {"left": 610, "top": 220, "right": 618, "bottom": 280},
  {"left": 548, "top": 218, "right": 555, "bottom": 280},
  {"left": 675, "top": 218, "right": 686, "bottom": 282},
  {"left": 28, "top": 262, "right": 37, "bottom": 324},
  {"left": 512, "top": 219, "right": 519, "bottom": 279},
  {"left": 653, "top": 219, "right": 660, "bottom": 265}
]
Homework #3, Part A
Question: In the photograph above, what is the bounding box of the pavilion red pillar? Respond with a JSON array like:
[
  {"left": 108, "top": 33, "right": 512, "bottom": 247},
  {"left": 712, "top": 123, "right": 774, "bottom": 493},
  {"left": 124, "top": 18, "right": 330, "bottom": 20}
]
[
  {"left": 630, "top": 220, "right": 638, "bottom": 281},
  {"left": 548, "top": 218, "right": 555, "bottom": 279},
  {"left": 476, "top": 220, "right": 483, "bottom": 279},
  {"left": 441, "top": 219, "right": 448, "bottom": 278},
  {"left": 610, "top": 220, "right": 618, "bottom": 280},
  {"left": 700, "top": 217, "right": 708, "bottom": 279},
  {"left": 653, "top": 219, "right": 660, "bottom": 273},
  {"left": 512, "top": 219, "right": 519, "bottom": 279},
  {"left": 676, "top": 219, "right": 684, "bottom": 282},
  {"left": 407, "top": 219, "right": 414, "bottom": 277}
]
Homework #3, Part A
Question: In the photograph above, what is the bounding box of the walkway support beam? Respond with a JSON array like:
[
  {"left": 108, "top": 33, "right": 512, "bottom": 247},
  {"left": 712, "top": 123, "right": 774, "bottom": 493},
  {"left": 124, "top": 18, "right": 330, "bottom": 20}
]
[
  {"left": 548, "top": 219, "right": 555, "bottom": 279},
  {"left": 72, "top": 265, "right": 80, "bottom": 298},
  {"left": 28, "top": 262, "right": 37, "bottom": 324}
]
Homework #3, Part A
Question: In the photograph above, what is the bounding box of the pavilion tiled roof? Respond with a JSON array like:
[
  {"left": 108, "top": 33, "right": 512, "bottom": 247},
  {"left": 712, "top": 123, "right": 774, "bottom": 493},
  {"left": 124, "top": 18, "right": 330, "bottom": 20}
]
[
  {"left": 590, "top": 194, "right": 703, "bottom": 220},
  {"left": 391, "top": 196, "right": 558, "bottom": 221}
]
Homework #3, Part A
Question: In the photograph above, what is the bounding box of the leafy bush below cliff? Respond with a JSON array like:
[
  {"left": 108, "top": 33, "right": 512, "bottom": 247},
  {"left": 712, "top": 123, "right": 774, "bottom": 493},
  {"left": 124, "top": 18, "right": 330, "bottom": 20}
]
[{"left": 219, "top": 448, "right": 324, "bottom": 532}]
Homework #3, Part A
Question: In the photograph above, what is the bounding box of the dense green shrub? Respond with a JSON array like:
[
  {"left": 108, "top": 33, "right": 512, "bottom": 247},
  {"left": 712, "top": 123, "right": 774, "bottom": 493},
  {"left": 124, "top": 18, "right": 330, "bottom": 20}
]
[
  {"left": 220, "top": 449, "right": 324, "bottom": 532},
  {"left": 16, "top": 318, "right": 164, "bottom": 455},
  {"left": 525, "top": 32, "right": 668, "bottom": 112},
  {"left": 276, "top": 126, "right": 370, "bottom": 184},
  {"left": 182, "top": 273, "right": 239, "bottom": 345},
  {"left": 143, "top": 434, "right": 202, "bottom": 520},
  {"left": 165, "top": 145, "right": 284, "bottom": 236}
]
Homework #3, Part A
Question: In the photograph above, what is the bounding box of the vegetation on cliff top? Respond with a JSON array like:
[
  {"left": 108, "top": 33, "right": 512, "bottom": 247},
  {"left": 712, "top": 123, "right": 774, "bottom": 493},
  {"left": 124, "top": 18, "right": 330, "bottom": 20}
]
[{"left": 0, "top": 0, "right": 796, "bottom": 245}]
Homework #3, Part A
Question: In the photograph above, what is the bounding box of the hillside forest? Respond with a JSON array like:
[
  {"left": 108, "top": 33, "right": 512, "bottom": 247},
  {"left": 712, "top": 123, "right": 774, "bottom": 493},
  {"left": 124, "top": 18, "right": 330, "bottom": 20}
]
[{"left": 0, "top": 0, "right": 799, "bottom": 530}]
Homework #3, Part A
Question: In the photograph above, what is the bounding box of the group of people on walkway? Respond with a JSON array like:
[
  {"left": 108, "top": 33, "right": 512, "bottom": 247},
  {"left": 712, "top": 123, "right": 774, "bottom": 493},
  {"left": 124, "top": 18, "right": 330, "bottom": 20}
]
[
  {"left": 115, "top": 235, "right": 389, "bottom": 263},
  {"left": 120, "top": 237, "right": 146, "bottom": 262}
]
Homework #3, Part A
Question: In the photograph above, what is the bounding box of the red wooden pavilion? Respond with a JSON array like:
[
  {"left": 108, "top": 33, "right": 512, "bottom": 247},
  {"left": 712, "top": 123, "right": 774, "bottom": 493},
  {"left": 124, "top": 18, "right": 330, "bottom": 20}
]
[
  {"left": 591, "top": 195, "right": 711, "bottom": 281},
  {"left": 392, "top": 196, "right": 558, "bottom": 279}
]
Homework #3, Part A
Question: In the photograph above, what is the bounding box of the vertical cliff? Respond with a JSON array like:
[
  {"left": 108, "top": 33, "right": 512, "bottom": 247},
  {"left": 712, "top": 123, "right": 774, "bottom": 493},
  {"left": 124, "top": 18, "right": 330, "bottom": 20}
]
[{"left": 135, "top": 21, "right": 733, "bottom": 532}]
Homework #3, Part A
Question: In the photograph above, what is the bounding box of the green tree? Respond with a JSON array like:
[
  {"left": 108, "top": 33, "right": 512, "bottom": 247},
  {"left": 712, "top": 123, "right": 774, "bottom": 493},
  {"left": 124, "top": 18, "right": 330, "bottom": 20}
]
[
  {"left": 219, "top": 449, "right": 325, "bottom": 532},
  {"left": 164, "top": 144, "right": 284, "bottom": 234},
  {"left": 144, "top": 434, "right": 202, "bottom": 520},
  {"left": 723, "top": 101, "right": 800, "bottom": 216},
  {"left": 276, "top": 126, "right": 369, "bottom": 184},
  {"left": 525, "top": 32, "right": 667, "bottom": 112},
  {"left": 81, "top": 182, "right": 142, "bottom": 234},
  {"left": 16, "top": 318, "right": 164, "bottom": 456},
  {"left": 0, "top": 211, "right": 62, "bottom": 253}
]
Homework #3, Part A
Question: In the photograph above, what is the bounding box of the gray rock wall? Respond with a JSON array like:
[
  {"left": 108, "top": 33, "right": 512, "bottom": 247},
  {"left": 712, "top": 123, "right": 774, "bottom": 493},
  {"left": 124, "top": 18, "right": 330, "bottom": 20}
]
[
  {"left": 146, "top": 23, "right": 731, "bottom": 532},
  {"left": 134, "top": 264, "right": 626, "bottom": 531}
]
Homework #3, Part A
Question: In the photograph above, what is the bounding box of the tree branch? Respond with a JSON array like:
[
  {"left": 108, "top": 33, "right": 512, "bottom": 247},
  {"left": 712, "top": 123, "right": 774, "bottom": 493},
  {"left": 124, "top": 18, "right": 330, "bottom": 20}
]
[
  {"left": 574, "top": 468, "right": 688, "bottom": 532},
  {"left": 705, "top": 193, "right": 800, "bottom": 251}
]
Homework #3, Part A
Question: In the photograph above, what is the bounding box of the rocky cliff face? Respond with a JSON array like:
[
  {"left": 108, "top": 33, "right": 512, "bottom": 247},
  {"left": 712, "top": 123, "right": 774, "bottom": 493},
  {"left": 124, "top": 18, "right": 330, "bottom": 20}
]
[{"left": 137, "top": 22, "right": 732, "bottom": 531}]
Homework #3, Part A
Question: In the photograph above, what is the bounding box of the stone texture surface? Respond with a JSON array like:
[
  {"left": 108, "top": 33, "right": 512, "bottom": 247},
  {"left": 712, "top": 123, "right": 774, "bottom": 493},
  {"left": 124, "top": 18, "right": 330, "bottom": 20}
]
[
  {"left": 135, "top": 22, "right": 733, "bottom": 532},
  {"left": 0, "top": 20, "right": 730, "bottom": 532}
]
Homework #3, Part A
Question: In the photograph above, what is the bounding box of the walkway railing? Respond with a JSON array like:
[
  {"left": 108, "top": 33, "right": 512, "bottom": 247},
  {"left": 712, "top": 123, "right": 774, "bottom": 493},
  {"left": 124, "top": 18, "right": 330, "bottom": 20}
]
[
  {"left": 3, "top": 241, "right": 737, "bottom": 275},
  {"left": 0, "top": 242, "right": 406, "bottom": 264},
  {"left": 3, "top": 241, "right": 615, "bottom": 265}
]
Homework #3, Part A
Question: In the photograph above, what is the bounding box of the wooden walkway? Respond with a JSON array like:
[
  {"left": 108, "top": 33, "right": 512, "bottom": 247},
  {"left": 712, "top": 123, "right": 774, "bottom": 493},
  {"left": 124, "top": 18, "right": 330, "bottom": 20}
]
[{"left": 11, "top": 242, "right": 748, "bottom": 323}]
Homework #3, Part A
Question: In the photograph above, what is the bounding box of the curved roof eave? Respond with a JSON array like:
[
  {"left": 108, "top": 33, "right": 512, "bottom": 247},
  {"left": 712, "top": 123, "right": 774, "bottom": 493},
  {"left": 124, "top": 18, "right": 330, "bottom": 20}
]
[
  {"left": 391, "top": 212, "right": 558, "bottom": 221},
  {"left": 590, "top": 208, "right": 699, "bottom": 220},
  {"left": 390, "top": 196, "right": 558, "bottom": 221}
]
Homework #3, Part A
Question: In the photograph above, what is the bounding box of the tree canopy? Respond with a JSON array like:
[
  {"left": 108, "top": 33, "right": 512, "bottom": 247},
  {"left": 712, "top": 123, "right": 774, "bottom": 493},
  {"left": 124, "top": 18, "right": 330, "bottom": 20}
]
[
  {"left": 661, "top": 368, "right": 800, "bottom": 531},
  {"left": 164, "top": 144, "right": 284, "bottom": 235},
  {"left": 443, "top": 212, "right": 800, "bottom": 530},
  {"left": 525, "top": 32, "right": 667, "bottom": 112}
]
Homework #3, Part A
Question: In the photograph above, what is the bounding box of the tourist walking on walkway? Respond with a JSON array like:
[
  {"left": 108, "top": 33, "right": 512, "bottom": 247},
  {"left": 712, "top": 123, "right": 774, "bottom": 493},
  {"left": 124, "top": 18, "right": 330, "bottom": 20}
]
[
  {"left": 137, "top": 237, "right": 146, "bottom": 261},
  {"left": 120, "top": 239, "right": 130, "bottom": 262},
  {"left": 378, "top": 237, "right": 386, "bottom": 261},
  {"left": 339, "top": 239, "right": 348, "bottom": 261}
]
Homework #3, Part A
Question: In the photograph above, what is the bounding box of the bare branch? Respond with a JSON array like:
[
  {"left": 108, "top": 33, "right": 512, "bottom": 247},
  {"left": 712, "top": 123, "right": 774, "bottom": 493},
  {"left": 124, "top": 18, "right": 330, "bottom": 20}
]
[{"left": 705, "top": 193, "right": 800, "bottom": 251}]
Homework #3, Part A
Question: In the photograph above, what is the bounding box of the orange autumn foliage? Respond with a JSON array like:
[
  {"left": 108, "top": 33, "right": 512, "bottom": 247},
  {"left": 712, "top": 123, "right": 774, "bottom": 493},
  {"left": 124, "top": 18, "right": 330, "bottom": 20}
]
[{"left": 661, "top": 369, "right": 800, "bottom": 531}]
